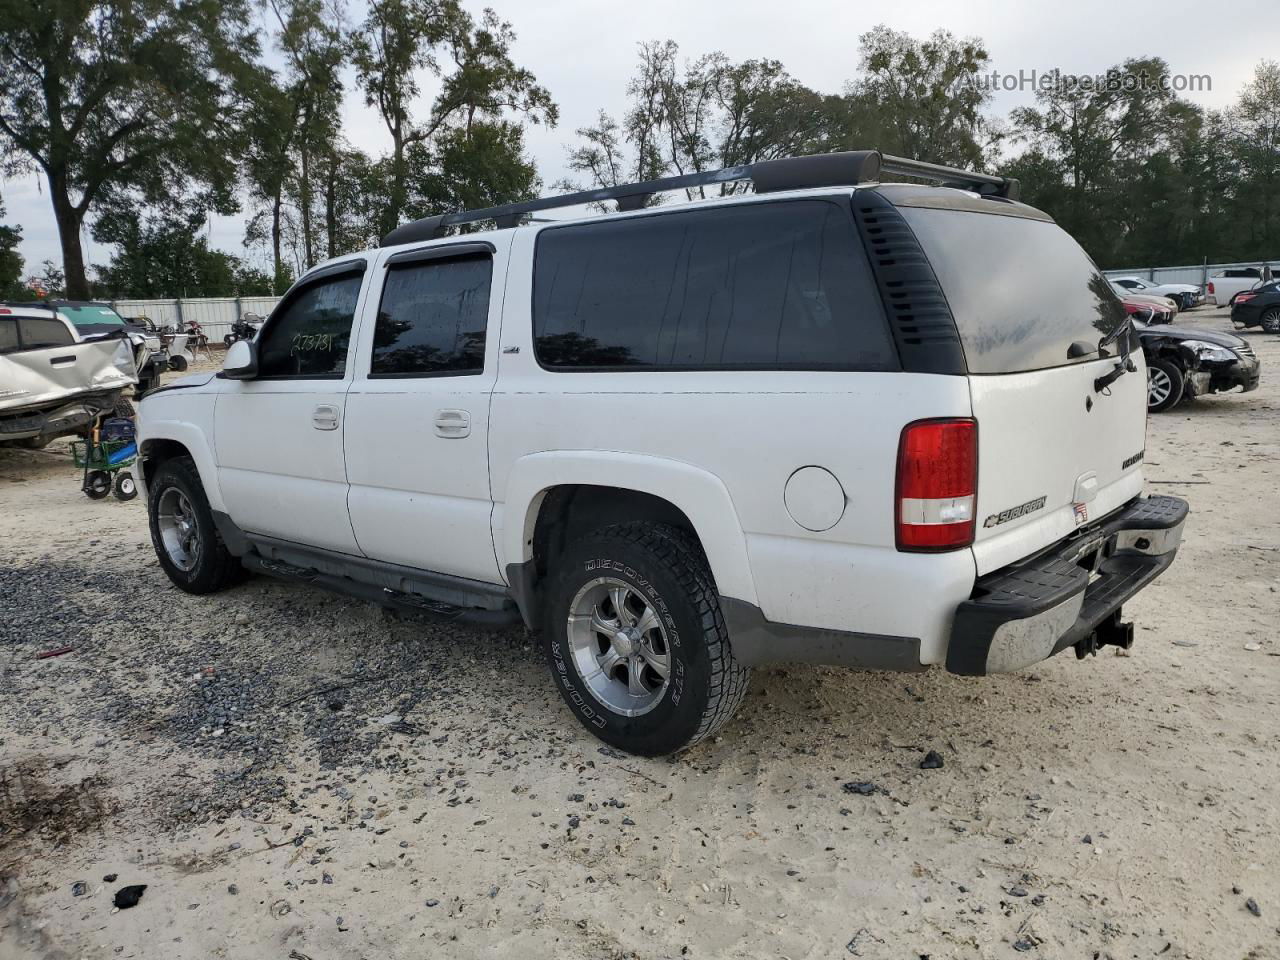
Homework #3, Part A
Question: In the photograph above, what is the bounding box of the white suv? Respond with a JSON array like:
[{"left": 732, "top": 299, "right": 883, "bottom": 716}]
[{"left": 136, "top": 151, "right": 1188, "bottom": 755}]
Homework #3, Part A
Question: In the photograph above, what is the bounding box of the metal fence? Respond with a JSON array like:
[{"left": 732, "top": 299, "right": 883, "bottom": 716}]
[
  {"left": 109, "top": 296, "right": 282, "bottom": 344},
  {"left": 1102, "top": 260, "right": 1278, "bottom": 288}
]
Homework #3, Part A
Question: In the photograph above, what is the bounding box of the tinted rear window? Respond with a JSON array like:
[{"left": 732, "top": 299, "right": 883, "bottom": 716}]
[
  {"left": 371, "top": 255, "right": 491, "bottom": 376},
  {"left": 60, "top": 305, "right": 126, "bottom": 327},
  {"left": 901, "top": 208, "right": 1126, "bottom": 374},
  {"left": 19, "top": 318, "right": 75, "bottom": 349},
  {"left": 533, "top": 200, "right": 896, "bottom": 371}
]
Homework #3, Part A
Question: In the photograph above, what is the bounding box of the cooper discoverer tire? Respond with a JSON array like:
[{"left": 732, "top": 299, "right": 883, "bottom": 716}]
[
  {"left": 542, "top": 522, "right": 749, "bottom": 756},
  {"left": 147, "top": 456, "right": 247, "bottom": 594}
]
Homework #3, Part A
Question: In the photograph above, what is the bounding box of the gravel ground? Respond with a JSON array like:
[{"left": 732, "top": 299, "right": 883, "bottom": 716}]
[{"left": 1, "top": 307, "right": 1278, "bottom": 959}]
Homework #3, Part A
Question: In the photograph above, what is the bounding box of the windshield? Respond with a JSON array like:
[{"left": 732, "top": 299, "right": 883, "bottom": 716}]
[
  {"left": 900, "top": 208, "right": 1127, "bottom": 374},
  {"left": 60, "top": 304, "right": 127, "bottom": 328}
]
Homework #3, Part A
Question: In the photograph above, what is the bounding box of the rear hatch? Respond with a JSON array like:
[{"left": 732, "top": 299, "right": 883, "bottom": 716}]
[{"left": 900, "top": 202, "right": 1147, "bottom": 575}]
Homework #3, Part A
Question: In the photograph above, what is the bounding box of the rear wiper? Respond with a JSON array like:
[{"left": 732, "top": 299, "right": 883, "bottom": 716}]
[{"left": 1094, "top": 318, "right": 1136, "bottom": 393}]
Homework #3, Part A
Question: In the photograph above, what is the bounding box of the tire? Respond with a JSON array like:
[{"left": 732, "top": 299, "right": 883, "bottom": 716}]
[
  {"left": 1261, "top": 307, "right": 1280, "bottom": 334},
  {"left": 168, "top": 355, "right": 188, "bottom": 372},
  {"left": 223, "top": 334, "right": 235, "bottom": 348},
  {"left": 112, "top": 397, "right": 135, "bottom": 420},
  {"left": 84, "top": 470, "right": 112, "bottom": 499},
  {"left": 147, "top": 456, "right": 246, "bottom": 594},
  {"left": 541, "top": 522, "right": 750, "bottom": 756},
  {"left": 113, "top": 471, "right": 138, "bottom": 501},
  {"left": 1147, "top": 358, "right": 1185, "bottom": 413}
]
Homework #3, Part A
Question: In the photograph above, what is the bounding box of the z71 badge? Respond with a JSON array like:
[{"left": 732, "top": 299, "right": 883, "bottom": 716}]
[{"left": 983, "top": 495, "right": 1047, "bottom": 528}]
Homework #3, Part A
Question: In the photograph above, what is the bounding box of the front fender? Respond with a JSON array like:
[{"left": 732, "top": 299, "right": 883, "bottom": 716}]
[
  {"left": 136, "top": 391, "right": 223, "bottom": 510},
  {"left": 497, "top": 450, "right": 759, "bottom": 608}
]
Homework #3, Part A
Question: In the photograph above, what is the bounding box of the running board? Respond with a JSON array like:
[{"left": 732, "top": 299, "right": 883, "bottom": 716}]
[{"left": 241, "top": 554, "right": 521, "bottom": 630}]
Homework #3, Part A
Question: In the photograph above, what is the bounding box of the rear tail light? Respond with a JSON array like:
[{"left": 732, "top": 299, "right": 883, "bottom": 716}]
[
  {"left": 1207, "top": 282, "right": 1215, "bottom": 295},
  {"left": 896, "top": 418, "right": 978, "bottom": 552},
  {"left": 1237, "top": 293, "right": 1256, "bottom": 304}
]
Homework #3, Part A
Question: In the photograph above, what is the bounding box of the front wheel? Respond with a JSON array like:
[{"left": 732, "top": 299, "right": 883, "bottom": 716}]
[
  {"left": 1261, "top": 307, "right": 1280, "bottom": 334},
  {"left": 147, "top": 456, "right": 247, "bottom": 593},
  {"left": 1147, "top": 358, "right": 1185, "bottom": 413},
  {"left": 542, "top": 522, "right": 750, "bottom": 756}
]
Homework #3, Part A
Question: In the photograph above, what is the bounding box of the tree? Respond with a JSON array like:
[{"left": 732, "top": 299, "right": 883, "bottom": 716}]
[
  {"left": 1224, "top": 60, "right": 1280, "bottom": 259},
  {"left": 0, "top": 1, "right": 261, "bottom": 299},
  {"left": 814, "top": 26, "right": 999, "bottom": 169},
  {"left": 93, "top": 206, "right": 272, "bottom": 298},
  {"left": 351, "top": 1, "right": 556, "bottom": 235},
  {"left": 566, "top": 42, "right": 825, "bottom": 203},
  {"left": 0, "top": 196, "right": 24, "bottom": 299}
]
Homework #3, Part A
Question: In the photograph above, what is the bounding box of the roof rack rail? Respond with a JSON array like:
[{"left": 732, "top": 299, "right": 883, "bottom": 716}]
[{"left": 380, "top": 149, "right": 1018, "bottom": 247}]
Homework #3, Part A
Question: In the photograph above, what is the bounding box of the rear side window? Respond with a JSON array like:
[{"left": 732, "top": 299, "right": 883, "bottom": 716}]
[
  {"left": 18, "top": 318, "right": 74, "bottom": 349},
  {"left": 256, "top": 273, "right": 363, "bottom": 379},
  {"left": 0, "top": 317, "right": 75, "bottom": 353},
  {"left": 532, "top": 200, "right": 896, "bottom": 371},
  {"left": 371, "top": 255, "right": 491, "bottom": 377},
  {"left": 901, "top": 208, "right": 1126, "bottom": 374}
]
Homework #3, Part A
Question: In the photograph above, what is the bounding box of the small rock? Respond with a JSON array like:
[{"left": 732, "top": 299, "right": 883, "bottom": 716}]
[
  {"left": 567, "top": 815, "right": 580, "bottom": 830},
  {"left": 71, "top": 881, "right": 87, "bottom": 897},
  {"left": 113, "top": 885, "right": 147, "bottom": 910},
  {"left": 1082, "top": 834, "right": 1093, "bottom": 844},
  {"left": 842, "top": 781, "right": 877, "bottom": 795},
  {"left": 1243, "top": 643, "right": 1262, "bottom": 652},
  {"left": 622, "top": 816, "right": 635, "bottom": 826},
  {"left": 227, "top": 884, "right": 239, "bottom": 895},
  {"left": 1013, "top": 937, "right": 1035, "bottom": 952},
  {"left": 1246, "top": 897, "right": 1261, "bottom": 917},
  {"left": 102, "top": 874, "right": 118, "bottom": 883},
  {"left": 1008, "top": 885, "right": 1029, "bottom": 897},
  {"left": 425, "top": 898, "right": 440, "bottom": 907},
  {"left": 919, "top": 750, "right": 944, "bottom": 770}
]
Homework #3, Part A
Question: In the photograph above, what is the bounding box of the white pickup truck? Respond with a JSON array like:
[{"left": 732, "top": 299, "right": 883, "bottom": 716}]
[
  {"left": 1206, "top": 267, "right": 1269, "bottom": 307},
  {"left": 136, "top": 150, "right": 1189, "bottom": 755}
]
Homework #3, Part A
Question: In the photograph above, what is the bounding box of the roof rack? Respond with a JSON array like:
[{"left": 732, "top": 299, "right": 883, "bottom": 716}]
[{"left": 381, "top": 149, "right": 1020, "bottom": 246}]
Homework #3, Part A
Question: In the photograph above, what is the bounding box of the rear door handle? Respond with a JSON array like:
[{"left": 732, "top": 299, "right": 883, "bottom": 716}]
[
  {"left": 434, "top": 409, "right": 470, "bottom": 438},
  {"left": 312, "top": 404, "right": 340, "bottom": 431}
]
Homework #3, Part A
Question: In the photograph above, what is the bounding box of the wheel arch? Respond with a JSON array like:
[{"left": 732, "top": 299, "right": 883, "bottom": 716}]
[
  {"left": 137, "top": 422, "right": 224, "bottom": 511},
  {"left": 499, "top": 452, "right": 759, "bottom": 628}
]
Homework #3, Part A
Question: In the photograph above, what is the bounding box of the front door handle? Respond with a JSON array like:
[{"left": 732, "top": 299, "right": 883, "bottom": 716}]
[
  {"left": 434, "top": 409, "right": 470, "bottom": 438},
  {"left": 312, "top": 404, "right": 340, "bottom": 431}
]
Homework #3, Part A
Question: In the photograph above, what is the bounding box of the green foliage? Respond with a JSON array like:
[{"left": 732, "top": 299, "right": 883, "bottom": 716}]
[
  {"left": 0, "top": 197, "right": 25, "bottom": 299},
  {"left": 92, "top": 207, "right": 271, "bottom": 298},
  {"left": 0, "top": 0, "right": 261, "bottom": 297}
]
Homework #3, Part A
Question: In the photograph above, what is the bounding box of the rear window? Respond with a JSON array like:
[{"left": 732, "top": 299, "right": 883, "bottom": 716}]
[
  {"left": 371, "top": 255, "right": 491, "bottom": 377},
  {"left": 532, "top": 200, "right": 896, "bottom": 371},
  {"left": 60, "top": 305, "right": 127, "bottom": 328},
  {"left": 903, "top": 209, "right": 1126, "bottom": 374}
]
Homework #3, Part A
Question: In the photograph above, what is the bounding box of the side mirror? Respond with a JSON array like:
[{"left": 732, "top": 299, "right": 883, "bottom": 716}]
[{"left": 222, "top": 339, "right": 258, "bottom": 380}]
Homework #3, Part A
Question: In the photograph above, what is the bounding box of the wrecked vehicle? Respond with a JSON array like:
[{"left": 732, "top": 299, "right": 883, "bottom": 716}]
[
  {"left": 0, "top": 306, "right": 138, "bottom": 448},
  {"left": 1137, "top": 319, "right": 1260, "bottom": 412},
  {"left": 7, "top": 301, "right": 167, "bottom": 394}
]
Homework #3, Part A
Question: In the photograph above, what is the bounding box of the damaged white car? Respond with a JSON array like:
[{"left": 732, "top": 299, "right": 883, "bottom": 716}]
[{"left": 0, "top": 306, "right": 138, "bottom": 448}]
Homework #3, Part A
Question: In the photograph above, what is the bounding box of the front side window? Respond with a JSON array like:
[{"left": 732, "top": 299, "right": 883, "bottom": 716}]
[
  {"left": 256, "top": 273, "right": 363, "bottom": 379},
  {"left": 532, "top": 200, "right": 895, "bottom": 371},
  {"left": 371, "top": 255, "right": 492, "bottom": 376}
]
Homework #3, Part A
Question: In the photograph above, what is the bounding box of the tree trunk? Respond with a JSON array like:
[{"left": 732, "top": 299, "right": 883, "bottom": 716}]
[
  {"left": 325, "top": 159, "right": 338, "bottom": 259},
  {"left": 48, "top": 169, "right": 89, "bottom": 299},
  {"left": 271, "top": 190, "right": 284, "bottom": 294},
  {"left": 300, "top": 107, "right": 315, "bottom": 270}
]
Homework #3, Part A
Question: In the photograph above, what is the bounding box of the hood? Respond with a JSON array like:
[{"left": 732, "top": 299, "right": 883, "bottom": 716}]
[
  {"left": 1140, "top": 324, "right": 1246, "bottom": 349},
  {"left": 1156, "top": 283, "right": 1201, "bottom": 293}
]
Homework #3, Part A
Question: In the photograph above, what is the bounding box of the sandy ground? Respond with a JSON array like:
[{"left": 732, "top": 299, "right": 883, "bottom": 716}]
[{"left": 1, "top": 307, "right": 1278, "bottom": 960}]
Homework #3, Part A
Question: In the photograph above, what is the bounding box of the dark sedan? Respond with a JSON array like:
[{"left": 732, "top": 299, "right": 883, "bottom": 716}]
[
  {"left": 1231, "top": 281, "right": 1280, "bottom": 332},
  {"left": 1137, "top": 320, "right": 1261, "bottom": 412}
]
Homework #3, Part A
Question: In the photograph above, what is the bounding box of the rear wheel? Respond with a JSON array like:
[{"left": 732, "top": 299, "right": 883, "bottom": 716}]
[
  {"left": 542, "top": 522, "right": 749, "bottom": 756},
  {"left": 1261, "top": 307, "right": 1280, "bottom": 334},
  {"left": 168, "top": 355, "right": 188, "bottom": 372},
  {"left": 148, "top": 456, "right": 246, "bottom": 593},
  {"left": 1147, "top": 358, "right": 1185, "bottom": 413}
]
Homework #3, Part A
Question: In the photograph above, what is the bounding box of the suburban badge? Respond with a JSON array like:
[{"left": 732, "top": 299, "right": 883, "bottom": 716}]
[{"left": 983, "top": 495, "right": 1047, "bottom": 528}]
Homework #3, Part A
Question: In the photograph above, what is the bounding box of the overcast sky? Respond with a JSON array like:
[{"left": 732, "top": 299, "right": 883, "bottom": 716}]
[{"left": 3, "top": 0, "right": 1276, "bottom": 274}]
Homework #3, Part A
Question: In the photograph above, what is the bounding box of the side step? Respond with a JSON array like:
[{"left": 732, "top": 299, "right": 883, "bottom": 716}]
[{"left": 242, "top": 554, "right": 521, "bottom": 630}]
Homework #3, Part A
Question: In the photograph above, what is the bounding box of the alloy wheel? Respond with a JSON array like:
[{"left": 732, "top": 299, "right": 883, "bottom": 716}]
[
  {"left": 566, "top": 577, "right": 672, "bottom": 716},
  {"left": 156, "top": 487, "right": 201, "bottom": 572}
]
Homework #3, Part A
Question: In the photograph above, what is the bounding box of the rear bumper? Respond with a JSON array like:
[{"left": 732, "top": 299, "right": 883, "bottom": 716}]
[{"left": 946, "top": 495, "right": 1188, "bottom": 676}]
